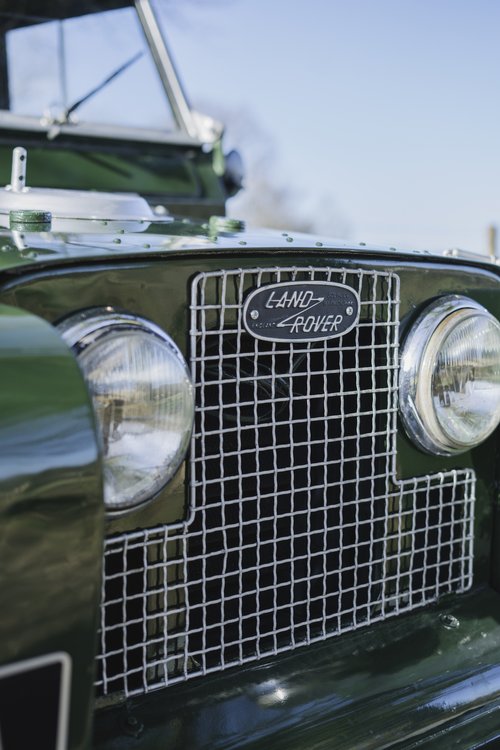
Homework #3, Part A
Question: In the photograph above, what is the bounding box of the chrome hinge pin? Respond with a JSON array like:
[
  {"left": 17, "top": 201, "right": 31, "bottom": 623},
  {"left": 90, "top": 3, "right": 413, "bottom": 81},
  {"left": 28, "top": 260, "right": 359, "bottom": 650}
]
[{"left": 10, "top": 146, "right": 27, "bottom": 193}]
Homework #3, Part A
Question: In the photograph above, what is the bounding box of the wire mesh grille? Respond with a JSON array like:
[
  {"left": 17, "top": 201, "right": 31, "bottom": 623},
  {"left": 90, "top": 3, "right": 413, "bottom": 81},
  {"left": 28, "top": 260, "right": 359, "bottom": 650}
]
[{"left": 96, "top": 266, "right": 475, "bottom": 698}]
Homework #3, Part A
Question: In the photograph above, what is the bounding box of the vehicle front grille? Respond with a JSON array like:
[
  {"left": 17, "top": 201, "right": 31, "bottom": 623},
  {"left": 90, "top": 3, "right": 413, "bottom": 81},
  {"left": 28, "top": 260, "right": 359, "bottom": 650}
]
[{"left": 96, "top": 266, "right": 475, "bottom": 698}]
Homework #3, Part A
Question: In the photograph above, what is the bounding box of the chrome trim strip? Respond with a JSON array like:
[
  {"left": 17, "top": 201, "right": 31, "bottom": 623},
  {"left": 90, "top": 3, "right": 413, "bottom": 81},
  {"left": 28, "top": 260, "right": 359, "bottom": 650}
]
[
  {"left": 0, "top": 111, "right": 201, "bottom": 145},
  {"left": 135, "top": 0, "right": 199, "bottom": 140},
  {"left": 0, "top": 652, "right": 71, "bottom": 750}
]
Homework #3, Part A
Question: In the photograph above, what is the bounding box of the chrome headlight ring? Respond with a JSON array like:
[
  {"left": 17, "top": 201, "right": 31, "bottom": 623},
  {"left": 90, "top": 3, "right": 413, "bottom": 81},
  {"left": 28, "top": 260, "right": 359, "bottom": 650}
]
[
  {"left": 399, "top": 295, "right": 500, "bottom": 455},
  {"left": 58, "top": 307, "right": 194, "bottom": 515}
]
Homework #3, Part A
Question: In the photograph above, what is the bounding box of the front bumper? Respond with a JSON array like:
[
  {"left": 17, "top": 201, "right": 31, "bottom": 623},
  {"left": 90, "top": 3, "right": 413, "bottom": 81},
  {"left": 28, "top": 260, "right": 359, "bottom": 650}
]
[{"left": 94, "top": 586, "right": 500, "bottom": 750}]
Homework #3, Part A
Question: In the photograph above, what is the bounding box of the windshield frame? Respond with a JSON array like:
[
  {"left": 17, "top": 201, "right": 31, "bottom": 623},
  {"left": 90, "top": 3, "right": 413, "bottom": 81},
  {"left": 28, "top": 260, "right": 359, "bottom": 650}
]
[{"left": 0, "top": 0, "right": 208, "bottom": 146}]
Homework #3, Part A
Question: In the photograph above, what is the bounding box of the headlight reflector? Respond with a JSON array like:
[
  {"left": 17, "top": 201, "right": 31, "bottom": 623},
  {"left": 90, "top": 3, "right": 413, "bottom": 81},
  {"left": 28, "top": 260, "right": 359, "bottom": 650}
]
[
  {"left": 59, "top": 309, "right": 194, "bottom": 514},
  {"left": 400, "top": 296, "right": 500, "bottom": 455}
]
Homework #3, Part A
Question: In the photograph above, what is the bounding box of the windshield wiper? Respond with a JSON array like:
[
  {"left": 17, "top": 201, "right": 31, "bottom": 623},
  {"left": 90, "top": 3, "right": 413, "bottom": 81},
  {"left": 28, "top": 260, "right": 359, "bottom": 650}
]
[{"left": 62, "top": 50, "right": 144, "bottom": 121}]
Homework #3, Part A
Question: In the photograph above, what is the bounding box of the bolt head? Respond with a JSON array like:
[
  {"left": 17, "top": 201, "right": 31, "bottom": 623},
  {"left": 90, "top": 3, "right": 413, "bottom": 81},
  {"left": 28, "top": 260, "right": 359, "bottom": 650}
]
[
  {"left": 250, "top": 310, "right": 259, "bottom": 320},
  {"left": 440, "top": 613, "right": 460, "bottom": 630}
]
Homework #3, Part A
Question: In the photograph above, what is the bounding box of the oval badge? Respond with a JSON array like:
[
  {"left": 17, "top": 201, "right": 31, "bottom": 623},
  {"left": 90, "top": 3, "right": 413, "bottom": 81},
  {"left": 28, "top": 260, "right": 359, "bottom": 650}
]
[{"left": 243, "top": 281, "right": 360, "bottom": 343}]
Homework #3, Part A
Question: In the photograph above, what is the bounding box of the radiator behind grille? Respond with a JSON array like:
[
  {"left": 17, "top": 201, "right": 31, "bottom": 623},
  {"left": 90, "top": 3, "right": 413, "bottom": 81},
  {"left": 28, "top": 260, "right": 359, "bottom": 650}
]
[{"left": 96, "top": 267, "right": 475, "bottom": 698}]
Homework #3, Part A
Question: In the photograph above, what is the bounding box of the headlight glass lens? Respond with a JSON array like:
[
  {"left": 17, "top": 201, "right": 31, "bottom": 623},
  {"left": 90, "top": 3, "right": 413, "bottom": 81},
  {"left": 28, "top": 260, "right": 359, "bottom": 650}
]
[
  {"left": 59, "top": 309, "right": 194, "bottom": 514},
  {"left": 400, "top": 296, "right": 500, "bottom": 455},
  {"left": 430, "top": 312, "right": 500, "bottom": 447}
]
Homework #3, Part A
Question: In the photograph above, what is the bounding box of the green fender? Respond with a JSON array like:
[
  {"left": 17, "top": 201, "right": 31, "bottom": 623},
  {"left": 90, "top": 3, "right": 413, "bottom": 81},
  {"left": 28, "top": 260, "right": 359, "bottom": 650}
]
[{"left": 0, "top": 304, "right": 103, "bottom": 750}]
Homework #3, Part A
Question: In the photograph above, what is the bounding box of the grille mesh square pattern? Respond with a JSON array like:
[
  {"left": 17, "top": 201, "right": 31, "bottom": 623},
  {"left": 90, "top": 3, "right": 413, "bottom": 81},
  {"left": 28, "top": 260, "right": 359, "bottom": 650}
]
[{"left": 96, "top": 267, "right": 475, "bottom": 698}]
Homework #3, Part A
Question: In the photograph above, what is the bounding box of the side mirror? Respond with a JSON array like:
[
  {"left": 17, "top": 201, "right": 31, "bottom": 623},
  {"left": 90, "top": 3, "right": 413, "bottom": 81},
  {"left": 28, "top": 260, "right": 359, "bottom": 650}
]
[{"left": 223, "top": 149, "right": 244, "bottom": 197}]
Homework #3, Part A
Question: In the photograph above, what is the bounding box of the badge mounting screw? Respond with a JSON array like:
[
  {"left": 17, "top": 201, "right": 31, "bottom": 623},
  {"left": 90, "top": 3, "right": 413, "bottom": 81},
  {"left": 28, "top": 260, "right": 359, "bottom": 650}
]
[
  {"left": 345, "top": 306, "right": 354, "bottom": 316},
  {"left": 250, "top": 310, "right": 259, "bottom": 320}
]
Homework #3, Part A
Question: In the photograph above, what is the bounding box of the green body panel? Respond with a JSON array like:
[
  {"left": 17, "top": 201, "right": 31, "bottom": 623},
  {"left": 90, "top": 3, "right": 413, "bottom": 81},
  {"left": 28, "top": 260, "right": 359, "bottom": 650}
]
[
  {"left": 1, "top": 4, "right": 498, "bottom": 744},
  {"left": 92, "top": 587, "right": 500, "bottom": 750},
  {"left": 1, "top": 248, "right": 498, "bottom": 553},
  {"left": 0, "top": 135, "right": 227, "bottom": 219},
  {"left": 0, "top": 302, "right": 104, "bottom": 750},
  {"left": 0, "top": 217, "right": 493, "bottom": 274},
  {"left": 1, "top": 238, "right": 500, "bottom": 748}
]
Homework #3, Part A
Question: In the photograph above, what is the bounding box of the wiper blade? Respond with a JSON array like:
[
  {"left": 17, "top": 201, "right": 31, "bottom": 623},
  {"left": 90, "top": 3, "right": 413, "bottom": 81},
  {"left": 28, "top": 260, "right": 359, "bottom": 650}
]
[{"left": 63, "top": 50, "right": 144, "bottom": 120}]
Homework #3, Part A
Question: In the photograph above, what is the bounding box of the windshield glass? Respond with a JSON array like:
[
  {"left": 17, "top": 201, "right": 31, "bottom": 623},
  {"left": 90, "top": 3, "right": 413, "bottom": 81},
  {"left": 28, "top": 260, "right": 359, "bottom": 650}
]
[{"left": 0, "top": 3, "right": 176, "bottom": 131}]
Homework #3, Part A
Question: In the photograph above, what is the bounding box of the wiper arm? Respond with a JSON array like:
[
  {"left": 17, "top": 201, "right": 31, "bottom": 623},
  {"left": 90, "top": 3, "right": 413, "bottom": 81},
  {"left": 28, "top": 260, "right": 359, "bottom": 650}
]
[{"left": 63, "top": 50, "right": 144, "bottom": 120}]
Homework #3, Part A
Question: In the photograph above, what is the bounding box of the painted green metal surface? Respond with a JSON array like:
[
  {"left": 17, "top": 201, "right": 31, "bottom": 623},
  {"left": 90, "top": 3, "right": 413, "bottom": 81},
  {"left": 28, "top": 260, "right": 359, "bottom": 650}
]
[
  {"left": 6, "top": 4, "right": 499, "bottom": 746},
  {"left": 1, "top": 245, "right": 500, "bottom": 749},
  {"left": 0, "top": 256, "right": 500, "bottom": 536},
  {"left": 0, "top": 217, "right": 495, "bottom": 276},
  {"left": 0, "top": 256, "right": 500, "bottom": 560},
  {"left": 0, "top": 139, "right": 227, "bottom": 220},
  {"left": 92, "top": 587, "right": 500, "bottom": 750},
  {"left": 0, "top": 303, "right": 104, "bottom": 750},
  {"left": 1, "top": 253, "right": 498, "bottom": 558}
]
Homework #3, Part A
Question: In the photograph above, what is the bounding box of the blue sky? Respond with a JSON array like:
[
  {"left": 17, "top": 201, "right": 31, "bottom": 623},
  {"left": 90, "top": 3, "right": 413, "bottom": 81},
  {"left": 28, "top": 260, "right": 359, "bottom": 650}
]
[{"left": 162, "top": 0, "right": 500, "bottom": 255}]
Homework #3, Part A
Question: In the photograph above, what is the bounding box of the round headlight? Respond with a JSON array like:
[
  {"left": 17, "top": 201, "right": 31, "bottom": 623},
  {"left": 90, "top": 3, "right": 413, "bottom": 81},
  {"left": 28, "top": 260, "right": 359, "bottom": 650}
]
[
  {"left": 59, "top": 308, "right": 194, "bottom": 514},
  {"left": 400, "top": 295, "right": 500, "bottom": 455}
]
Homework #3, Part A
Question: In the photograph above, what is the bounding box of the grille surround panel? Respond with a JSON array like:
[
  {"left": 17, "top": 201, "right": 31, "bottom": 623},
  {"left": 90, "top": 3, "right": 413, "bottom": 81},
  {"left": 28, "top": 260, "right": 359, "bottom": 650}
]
[{"left": 96, "top": 266, "right": 475, "bottom": 698}]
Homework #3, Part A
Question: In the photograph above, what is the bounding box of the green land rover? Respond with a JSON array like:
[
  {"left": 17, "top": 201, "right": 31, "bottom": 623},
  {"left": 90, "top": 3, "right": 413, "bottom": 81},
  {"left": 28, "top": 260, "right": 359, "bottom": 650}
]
[{"left": 1, "top": 2, "right": 500, "bottom": 749}]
